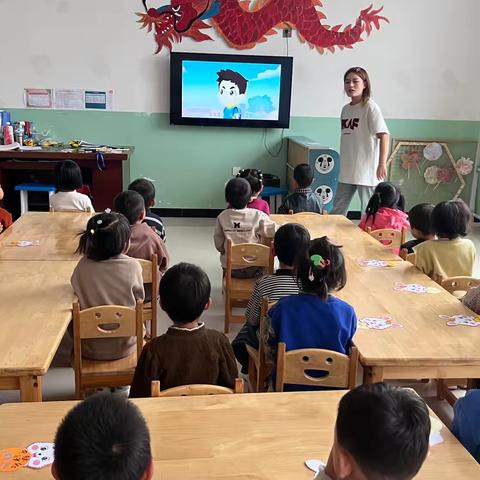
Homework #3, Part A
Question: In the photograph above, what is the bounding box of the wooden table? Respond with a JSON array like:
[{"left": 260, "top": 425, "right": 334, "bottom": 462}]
[
  {"left": 338, "top": 259, "right": 480, "bottom": 383},
  {"left": 0, "top": 391, "right": 478, "bottom": 479},
  {"left": 0, "top": 261, "right": 76, "bottom": 401},
  {"left": 272, "top": 214, "right": 400, "bottom": 261},
  {"left": 0, "top": 212, "right": 91, "bottom": 261}
]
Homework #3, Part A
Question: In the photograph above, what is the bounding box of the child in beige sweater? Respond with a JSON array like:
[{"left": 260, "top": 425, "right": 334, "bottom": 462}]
[{"left": 71, "top": 212, "right": 145, "bottom": 360}]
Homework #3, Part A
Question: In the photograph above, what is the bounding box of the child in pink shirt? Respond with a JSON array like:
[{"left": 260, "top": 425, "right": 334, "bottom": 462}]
[{"left": 237, "top": 168, "right": 270, "bottom": 215}]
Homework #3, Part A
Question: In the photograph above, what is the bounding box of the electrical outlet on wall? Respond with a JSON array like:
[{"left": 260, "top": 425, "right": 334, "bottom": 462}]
[{"left": 232, "top": 167, "right": 242, "bottom": 176}]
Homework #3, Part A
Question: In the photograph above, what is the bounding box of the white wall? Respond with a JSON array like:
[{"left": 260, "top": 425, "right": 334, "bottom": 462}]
[{"left": 0, "top": 0, "right": 478, "bottom": 120}]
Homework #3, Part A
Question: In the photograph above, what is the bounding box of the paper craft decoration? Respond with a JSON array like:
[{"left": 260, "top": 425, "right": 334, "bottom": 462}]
[
  {"left": 394, "top": 283, "right": 440, "bottom": 294},
  {"left": 456, "top": 157, "right": 473, "bottom": 176},
  {"left": 9, "top": 240, "right": 40, "bottom": 247},
  {"left": 305, "top": 459, "right": 323, "bottom": 474},
  {"left": 440, "top": 314, "right": 480, "bottom": 327},
  {"left": 26, "top": 442, "right": 54, "bottom": 469},
  {"left": 137, "top": 1, "right": 389, "bottom": 54},
  {"left": 423, "top": 142, "right": 443, "bottom": 161},
  {"left": 358, "top": 316, "right": 403, "bottom": 330},
  {"left": 424, "top": 165, "right": 439, "bottom": 185},
  {"left": 0, "top": 448, "right": 31, "bottom": 472},
  {"left": 359, "top": 260, "right": 397, "bottom": 268},
  {"left": 0, "top": 442, "right": 53, "bottom": 472},
  {"left": 429, "top": 416, "right": 444, "bottom": 447}
]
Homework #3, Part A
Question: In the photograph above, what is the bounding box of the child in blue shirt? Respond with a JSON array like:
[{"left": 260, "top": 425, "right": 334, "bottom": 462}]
[
  {"left": 265, "top": 236, "right": 357, "bottom": 391},
  {"left": 452, "top": 389, "right": 480, "bottom": 463}
]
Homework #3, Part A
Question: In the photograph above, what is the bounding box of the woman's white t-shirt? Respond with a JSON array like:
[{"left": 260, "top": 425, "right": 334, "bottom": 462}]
[
  {"left": 339, "top": 99, "right": 389, "bottom": 187},
  {"left": 49, "top": 191, "right": 94, "bottom": 212}
]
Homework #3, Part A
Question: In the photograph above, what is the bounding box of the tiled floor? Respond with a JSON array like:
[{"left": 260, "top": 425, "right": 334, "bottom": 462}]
[{"left": 2, "top": 217, "right": 480, "bottom": 428}]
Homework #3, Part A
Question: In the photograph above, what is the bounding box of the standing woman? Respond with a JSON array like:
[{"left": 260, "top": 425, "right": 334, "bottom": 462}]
[{"left": 332, "top": 67, "right": 390, "bottom": 216}]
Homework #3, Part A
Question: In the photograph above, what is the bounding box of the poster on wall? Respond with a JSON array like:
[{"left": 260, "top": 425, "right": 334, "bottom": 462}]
[
  {"left": 137, "top": 0, "right": 389, "bottom": 54},
  {"left": 85, "top": 90, "right": 113, "bottom": 110},
  {"left": 24, "top": 89, "right": 53, "bottom": 109},
  {"left": 54, "top": 89, "right": 85, "bottom": 110}
]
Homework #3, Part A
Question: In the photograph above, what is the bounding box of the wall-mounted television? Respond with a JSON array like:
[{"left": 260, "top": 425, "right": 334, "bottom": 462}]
[{"left": 170, "top": 52, "right": 293, "bottom": 129}]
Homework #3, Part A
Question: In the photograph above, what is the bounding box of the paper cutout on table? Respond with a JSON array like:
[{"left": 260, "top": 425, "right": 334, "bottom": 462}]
[
  {"left": 359, "top": 260, "right": 397, "bottom": 268},
  {"left": 9, "top": 240, "right": 40, "bottom": 247},
  {"left": 440, "top": 314, "right": 480, "bottom": 327},
  {"left": 429, "top": 416, "right": 444, "bottom": 447},
  {"left": 305, "top": 459, "right": 323, "bottom": 473},
  {"left": 358, "top": 316, "right": 403, "bottom": 330},
  {"left": 26, "top": 442, "right": 54, "bottom": 469},
  {"left": 0, "top": 448, "right": 31, "bottom": 472},
  {"left": 394, "top": 283, "right": 440, "bottom": 294}
]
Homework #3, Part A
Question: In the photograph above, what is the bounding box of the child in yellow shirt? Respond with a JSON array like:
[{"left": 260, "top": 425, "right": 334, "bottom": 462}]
[{"left": 414, "top": 199, "right": 475, "bottom": 280}]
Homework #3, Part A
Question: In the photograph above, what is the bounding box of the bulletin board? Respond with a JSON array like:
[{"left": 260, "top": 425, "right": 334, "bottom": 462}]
[{"left": 387, "top": 139, "right": 478, "bottom": 212}]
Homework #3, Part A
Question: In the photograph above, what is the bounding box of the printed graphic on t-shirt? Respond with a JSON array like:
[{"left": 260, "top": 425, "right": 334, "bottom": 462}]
[
  {"left": 224, "top": 222, "right": 251, "bottom": 234},
  {"left": 341, "top": 118, "right": 359, "bottom": 134}
]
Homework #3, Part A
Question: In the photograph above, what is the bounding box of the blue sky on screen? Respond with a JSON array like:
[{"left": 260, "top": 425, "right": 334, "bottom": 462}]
[{"left": 181, "top": 60, "right": 282, "bottom": 120}]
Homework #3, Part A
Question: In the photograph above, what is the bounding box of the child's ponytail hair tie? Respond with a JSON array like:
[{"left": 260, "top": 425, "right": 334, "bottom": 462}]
[{"left": 308, "top": 254, "right": 331, "bottom": 281}]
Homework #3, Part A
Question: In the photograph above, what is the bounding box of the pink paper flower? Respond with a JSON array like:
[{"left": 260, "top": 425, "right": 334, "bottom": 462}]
[
  {"left": 456, "top": 157, "right": 473, "bottom": 176},
  {"left": 424, "top": 165, "right": 439, "bottom": 185},
  {"left": 437, "top": 167, "right": 454, "bottom": 184}
]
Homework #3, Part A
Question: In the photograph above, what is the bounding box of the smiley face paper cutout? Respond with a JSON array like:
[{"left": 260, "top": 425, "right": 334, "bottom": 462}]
[
  {"left": 440, "top": 314, "right": 480, "bottom": 327},
  {"left": 0, "top": 442, "right": 53, "bottom": 472},
  {"left": 26, "top": 442, "right": 54, "bottom": 469},
  {"left": 394, "top": 283, "right": 440, "bottom": 294},
  {"left": 359, "top": 260, "right": 397, "bottom": 268},
  {"left": 358, "top": 316, "right": 403, "bottom": 330}
]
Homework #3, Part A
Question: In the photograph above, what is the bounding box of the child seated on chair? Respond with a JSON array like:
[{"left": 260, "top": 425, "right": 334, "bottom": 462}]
[
  {"left": 50, "top": 160, "right": 94, "bottom": 212},
  {"left": 214, "top": 177, "right": 275, "bottom": 278},
  {"left": 128, "top": 177, "right": 166, "bottom": 242},
  {"left": 237, "top": 168, "right": 270, "bottom": 215},
  {"left": 414, "top": 199, "right": 475, "bottom": 279},
  {"left": 53, "top": 393, "right": 154, "bottom": 480},
  {"left": 315, "top": 383, "right": 430, "bottom": 480},
  {"left": 358, "top": 182, "right": 409, "bottom": 232},
  {"left": 130, "top": 263, "right": 238, "bottom": 398},
  {"left": 278, "top": 163, "right": 323, "bottom": 214},
  {"left": 401, "top": 203, "right": 435, "bottom": 253},
  {"left": 71, "top": 212, "right": 145, "bottom": 360},
  {"left": 0, "top": 183, "right": 12, "bottom": 233},
  {"left": 265, "top": 236, "right": 357, "bottom": 391},
  {"left": 114, "top": 190, "right": 169, "bottom": 274},
  {"left": 231, "top": 223, "right": 311, "bottom": 373},
  {"left": 452, "top": 389, "right": 480, "bottom": 463}
]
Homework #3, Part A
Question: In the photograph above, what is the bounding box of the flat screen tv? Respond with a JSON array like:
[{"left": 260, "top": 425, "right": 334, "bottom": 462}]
[{"left": 170, "top": 52, "right": 293, "bottom": 128}]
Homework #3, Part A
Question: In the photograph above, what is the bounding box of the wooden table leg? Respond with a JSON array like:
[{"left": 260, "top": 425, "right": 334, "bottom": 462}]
[
  {"left": 19, "top": 375, "right": 42, "bottom": 402},
  {"left": 363, "top": 366, "right": 384, "bottom": 384}
]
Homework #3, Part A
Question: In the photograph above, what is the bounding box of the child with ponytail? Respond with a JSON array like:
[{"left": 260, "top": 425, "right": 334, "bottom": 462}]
[
  {"left": 359, "top": 182, "right": 409, "bottom": 232},
  {"left": 264, "top": 237, "right": 357, "bottom": 390}
]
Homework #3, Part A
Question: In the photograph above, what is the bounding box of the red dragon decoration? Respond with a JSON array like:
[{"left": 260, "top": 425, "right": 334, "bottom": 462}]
[{"left": 137, "top": 0, "right": 389, "bottom": 54}]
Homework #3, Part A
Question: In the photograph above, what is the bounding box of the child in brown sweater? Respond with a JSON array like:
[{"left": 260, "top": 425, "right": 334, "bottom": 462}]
[
  {"left": 71, "top": 212, "right": 145, "bottom": 360},
  {"left": 130, "top": 263, "right": 238, "bottom": 397}
]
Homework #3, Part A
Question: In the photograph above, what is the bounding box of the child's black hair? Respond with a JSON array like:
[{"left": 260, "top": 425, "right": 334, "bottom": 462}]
[
  {"left": 217, "top": 69, "right": 248, "bottom": 94},
  {"left": 365, "top": 182, "right": 405, "bottom": 223},
  {"left": 274, "top": 223, "right": 311, "bottom": 267},
  {"left": 114, "top": 190, "right": 146, "bottom": 225},
  {"left": 55, "top": 160, "right": 83, "bottom": 192},
  {"left": 76, "top": 212, "right": 130, "bottom": 262},
  {"left": 432, "top": 199, "right": 472, "bottom": 239},
  {"left": 236, "top": 169, "right": 263, "bottom": 196},
  {"left": 225, "top": 178, "right": 251, "bottom": 209},
  {"left": 295, "top": 236, "right": 346, "bottom": 300},
  {"left": 293, "top": 163, "right": 315, "bottom": 189},
  {"left": 408, "top": 203, "right": 435, "bottom": 236},
  {"left": 336, "top": 382, "right": 430, "bottom": 480},
  {"left": 54, "top": 393, "right": 151, "bottom": 480},
  {"left": 160, "top": 262, "right": 211, "bottom": 324},
  {"left": 128, "top": 178, "right": 155, "bottom": 208}
]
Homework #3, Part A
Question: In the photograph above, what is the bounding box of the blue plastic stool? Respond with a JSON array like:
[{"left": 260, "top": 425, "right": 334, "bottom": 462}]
[
  {"left": 14, "top": 183, "right": 56, "bottom": 215},
  {"left": 260, "top": 186, "right": 288, "bottom": 213}
]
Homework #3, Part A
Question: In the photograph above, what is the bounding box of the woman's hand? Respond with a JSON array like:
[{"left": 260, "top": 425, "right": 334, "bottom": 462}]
[{"left": 376, "top": 163, "right": 387, "bottom": 180}]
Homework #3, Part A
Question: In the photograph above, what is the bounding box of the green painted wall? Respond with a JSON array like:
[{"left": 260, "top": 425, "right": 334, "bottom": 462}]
[{"left": 4, "top": 108, "right": 480, "bottom": 211}]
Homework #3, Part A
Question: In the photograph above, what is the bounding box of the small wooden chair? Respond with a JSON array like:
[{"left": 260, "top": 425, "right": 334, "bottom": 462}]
[
  {"left": 366, "top": 227, "right": 407, "bottom": 252},
  {"left": 49, "top": 206, "right": 92, "bottom": 213},
  {"left": 73, "top": 300, "right": 144, "bottom": 399},
  {"left": 224, "top": 240, "right": 274, "bottom": 333},
  {"left": 150, "top": 378, "right": 244, "bottom": 397},
  {"left": 441, "top": 276, "right": 480, "bottom": 299},
  {"left": 137, "top": 255, "right": 159, "bottom": 339},
  {"left": 245, "top": 297, "right": 276, "bottom": 392},
  {"left": 399, "top": 248, "right": 416, "bottom": 265},
  {"left": 275, "top": 343, "right": 358, "bottom": 392},
  {"left": 288, "top": 210, "right": 325, "bottom": 216}
]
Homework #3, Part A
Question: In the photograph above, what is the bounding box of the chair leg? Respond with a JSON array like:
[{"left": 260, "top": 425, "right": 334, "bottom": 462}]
[
  {"left": 224, "top": 293, "right": 230, "bottom": 334},
  {"left": 248, "top": 356, "right": 258, "bottom": 393}
]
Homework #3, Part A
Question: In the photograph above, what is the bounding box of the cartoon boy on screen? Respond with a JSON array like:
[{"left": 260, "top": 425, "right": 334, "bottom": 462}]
[{"left": 216, "top": 69, "right": 248, "bottom": 119}]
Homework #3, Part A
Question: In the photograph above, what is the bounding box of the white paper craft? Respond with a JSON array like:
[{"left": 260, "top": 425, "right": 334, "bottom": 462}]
[
  {"left": 10, "top": 240, "right": 40, "bottom": 247},
  {"left": 394, "top": 283, "right": 440, "bottom": 294},
  {"left": 423, "top": 142, "right": 443, "bottom": 161},
  {"left": 26, "top": 442, "right": 54, "bottom": 469},
  {"left": 358, "top": 316, "right": 403, "bottom": 330},
  {"left": 429, "top": 416, "right": 444, "bottom": 447},
  {"left": 439, "top": 314, "right": 480, "bottom": 327},
  {"left": 359, "top": 260, "right": 396, "bottom": 268}
]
